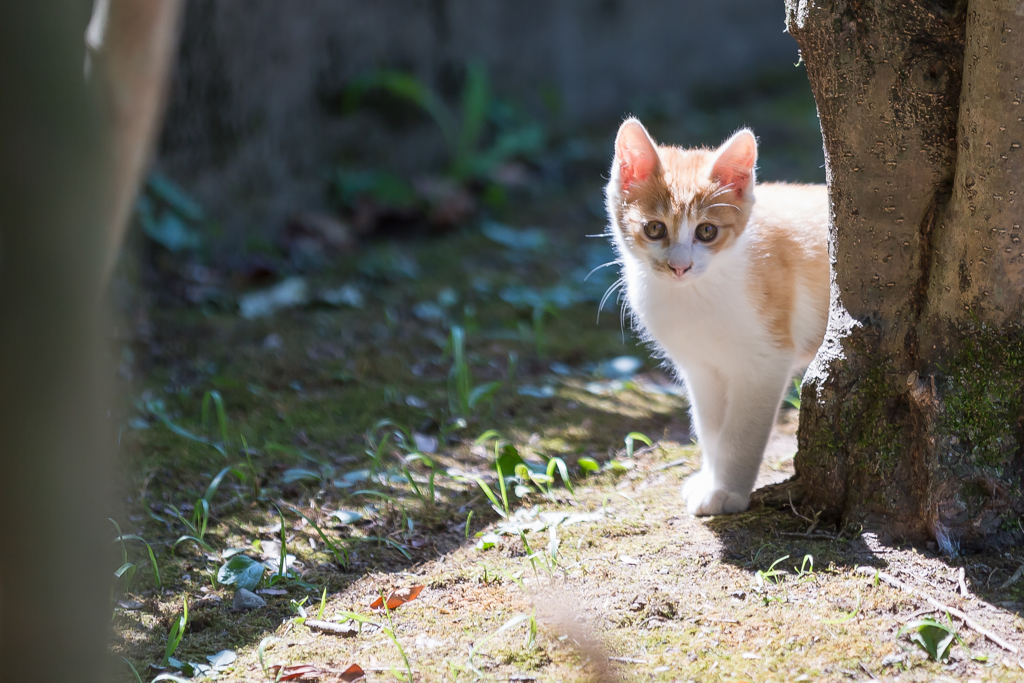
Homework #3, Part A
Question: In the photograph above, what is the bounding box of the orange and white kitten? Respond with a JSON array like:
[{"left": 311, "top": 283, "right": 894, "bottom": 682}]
[{"left": 605, "top": 118, "right": 829, "bottom": 515}]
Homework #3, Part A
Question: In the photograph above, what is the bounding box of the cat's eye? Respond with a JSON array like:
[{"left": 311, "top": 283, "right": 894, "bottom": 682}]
[
  {"left": 643, "top": 221, "right": 667, "bottom": 240},
  {"left": 695, "top": 223, "right": 719, "bottom": 242}
]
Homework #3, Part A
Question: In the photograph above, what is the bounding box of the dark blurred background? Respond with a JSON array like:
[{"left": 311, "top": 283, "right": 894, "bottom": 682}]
[{"left": 146, "top": 0, "right": 822, "bottom": 261}]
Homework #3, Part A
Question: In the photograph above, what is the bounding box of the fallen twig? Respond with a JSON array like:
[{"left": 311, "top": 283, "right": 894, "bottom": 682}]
[
  {"left": 859, "top": 661, "right": 877, "bottom": 680},
  {"left": 856, "top": 566, "right": 1019, "bottom": 654},
  {"left": 957, "top": 567, "right": 970, "bottom": 598},
  {"left": 305, "top": 619, "right": 360, "bottom": 637},
  {"left": 607, "top": 656, "right": 647, "bottom": 664},
  {"left": 789, "top": 492, "right": 821, "bottom": 534},
  {"left": 1000, "top": 563, "right": 1024, "bottom": 590},
  {"left": 626, "top": 444, "right": 660, "bottom": 460},
  {"left": 652, "top": 457, "right": 690, "bottom": 472}
]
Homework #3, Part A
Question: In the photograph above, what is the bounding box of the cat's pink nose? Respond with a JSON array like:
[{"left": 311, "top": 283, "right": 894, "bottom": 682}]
[{"left": 671, "top": 264, "right": 692, "bottom": 278}]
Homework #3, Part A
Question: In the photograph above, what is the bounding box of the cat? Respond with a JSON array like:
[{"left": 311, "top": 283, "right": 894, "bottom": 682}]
[{"left": 604, "top": 117, "right": 829, "bottom": 516}]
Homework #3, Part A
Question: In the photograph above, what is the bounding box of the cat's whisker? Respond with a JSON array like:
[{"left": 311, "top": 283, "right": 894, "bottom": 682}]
[
  {"left": 708, "top": 184, "right": 737, "bottom": 201},
  {"left": 596, "top": 277, "right": 625, "bottom": 324},
  {"left": 584, "top": 260, "right": 619, "bottom": 282},
  {"left": 596, "top": 278, "right": 624, "bottom": 319},
  {"left": 705, "top": 202, "right": 740, "bottom": 212},
  {"left": 619, "top": 290, "right": 628, "bottom": 343}
]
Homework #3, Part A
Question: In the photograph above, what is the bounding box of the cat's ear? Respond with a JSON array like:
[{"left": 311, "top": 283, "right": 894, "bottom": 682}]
[
  {"left": 710, "top": 129, "right": 757, "bottom": 198},
  {"left": 614, "top": 118, "right": 660, "bottom": 191}
]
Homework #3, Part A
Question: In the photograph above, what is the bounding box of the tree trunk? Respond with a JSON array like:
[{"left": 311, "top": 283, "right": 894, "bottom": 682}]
[
  {"left": 0, "top": 3, "right": 179, "bottom": 681},
  {"left": 785, "top": 0, "right": 1024, "bottom": 552}
]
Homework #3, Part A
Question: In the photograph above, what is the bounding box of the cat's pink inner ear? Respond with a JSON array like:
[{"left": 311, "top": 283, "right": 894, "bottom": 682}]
[
  {"left": 615, "top": 120, "right": 659, "bottom": 191},
  {"left": 711, "top": 129, "right": 757, "bottom": 197}
]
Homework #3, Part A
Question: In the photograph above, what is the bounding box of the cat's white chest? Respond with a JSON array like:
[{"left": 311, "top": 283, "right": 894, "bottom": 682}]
[{"left": 623, "top": 246, "right": 772, "bottom": 374}]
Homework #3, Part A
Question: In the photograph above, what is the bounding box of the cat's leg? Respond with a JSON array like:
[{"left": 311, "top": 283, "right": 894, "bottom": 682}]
[
  {"left": 684, "top": 358, "right": 792, "bottom": 516},
  {"left": 680, "top": 364, "right": 728, "bottom": 508}
]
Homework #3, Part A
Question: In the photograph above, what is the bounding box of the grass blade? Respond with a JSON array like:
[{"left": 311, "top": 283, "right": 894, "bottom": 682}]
[
  {"left": 114, "top": 532, "right": 162, "bottom": 587},
  {"left": 162, "top": 597, "right": 188, "bottom": 665},
  {"left": 201, "top": 390, "right": 230, "bottom": 449},
  {"left": 204, "top": 466, "right": 241, "bottom": 503},
  {"left": 286, "top": 504, "right": 350, "bottom": 568},
  {"left": 122, "top": 657, "right": 144, "bottom": 683},
  {"left": 361, "top": 536, "right": 412, "bottom": 559},
  {"left": 468, "top": 614, "right": 531, "bottom": 671},
  {"left": 172, "top": 534, "right": 215, "bottom": 554}
]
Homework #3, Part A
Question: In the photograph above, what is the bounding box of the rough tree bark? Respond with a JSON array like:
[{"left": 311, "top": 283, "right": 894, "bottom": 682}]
[{"left": 785, "top": 0, "right": 1024, "bottom": 551}]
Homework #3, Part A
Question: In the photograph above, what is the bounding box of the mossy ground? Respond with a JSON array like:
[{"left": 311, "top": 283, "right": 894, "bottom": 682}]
[{"left": 109, "top": 77, "right": 1024, "bottom": 682}]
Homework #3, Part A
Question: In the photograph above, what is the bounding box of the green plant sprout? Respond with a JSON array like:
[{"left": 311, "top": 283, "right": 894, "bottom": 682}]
[
  {"left": 364, "top": 419, "right": 397, "bottom": 474},
  {"left": 257, "top": 636, "right": 280, "bottom": 678},
  {"left": 468, "top": 462, "right": 511, "bottom": 520},
  {"left": 477, "top": 430, "right": 574, "bottom": 502},
  {"left": 379, "top": 591, "right": 415, "bottom": 682},
  {"left": 624, "top": 431, "right": 653, "bottom": 458},
  {"left": 123, "top": 657, "right": 144, "bottom": 683},
  {"left": 402, "top": 452, "right": 439, "bottom": 510},
  {"left": 794, "top": 554, "right": 815, "bottom": 583},
  {"left": 898, "top": 615, "right": 969, "bottom": 662},
  {"left": 162, "top": 596, "right": 188, "bottom": 666},
  {"left": 755, "top": 555, "right": 791, "bottom": 587},
  {"left": 111, "top": 519, "right": 137, "bottom": 593},
  {"left": 144, "top": 390, "right": 229, "bottom": 458},
  {"left": 289, "top": 596, "right": 310, "bottom": 624},
  {"left": 170, "top": 465, "right": 245, "bottom": 553},
  {"left": 110, "top": 519, "right": 161, "bottom": 588},
  {"left": 200, "top": 389, "right": 230, "bottom": 449},
  {"left": 316, "top": 587, "right": 327, "bottom": 620},
  {"left": 448, "top": 326, "right": 502, "bottom": 416}
]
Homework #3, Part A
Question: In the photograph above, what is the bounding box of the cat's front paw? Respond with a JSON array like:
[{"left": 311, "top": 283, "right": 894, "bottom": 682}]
[{"left": 682, "top": 472, "right": 750, "bottom": 516}]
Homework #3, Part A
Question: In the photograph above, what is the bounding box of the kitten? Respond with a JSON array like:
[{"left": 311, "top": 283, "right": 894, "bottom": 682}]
[{"left": 605, "top": 118, "right": 829, "bottom": 516}]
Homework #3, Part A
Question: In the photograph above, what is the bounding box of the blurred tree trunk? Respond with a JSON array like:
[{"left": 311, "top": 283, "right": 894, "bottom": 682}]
[
  {"left": 785, "top": 1, "right": 1024, "bottom": 551},
  {"left": 0, "top": 4, "right": 114, "bottom": 681},
  {"left": 0, "top": 2, "right": 180, "bottom": 681}
]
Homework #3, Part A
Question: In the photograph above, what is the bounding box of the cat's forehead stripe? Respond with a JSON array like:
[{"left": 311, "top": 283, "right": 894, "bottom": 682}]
[{"left": 658, "top": 146, "right": 722, "bottom": 211}]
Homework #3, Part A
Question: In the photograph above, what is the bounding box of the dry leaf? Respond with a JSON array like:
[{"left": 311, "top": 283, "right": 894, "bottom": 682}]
[
  {"left": 370, "top": 585, "right": 424, "bottom": 610},
  {"left": 267, "top": 664, "right": 319, "bottom": 681},
  {"left": 338, "top": 663, "right": 364, "bottom": 681}
]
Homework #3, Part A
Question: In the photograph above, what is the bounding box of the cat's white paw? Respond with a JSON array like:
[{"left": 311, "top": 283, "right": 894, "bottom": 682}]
[{"left": 682, "top": 472, "right": 750, "bottom": 516}]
